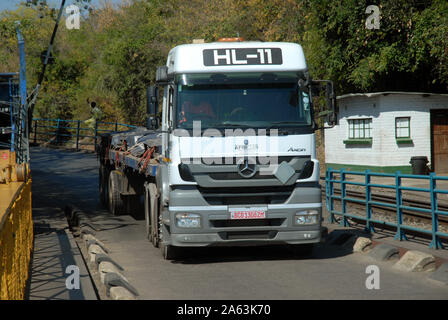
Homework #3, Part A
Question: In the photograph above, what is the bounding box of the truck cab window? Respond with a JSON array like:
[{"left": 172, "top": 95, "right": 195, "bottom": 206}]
[{"left": 175, "top": 72, "right": 311, "bottom": 131}]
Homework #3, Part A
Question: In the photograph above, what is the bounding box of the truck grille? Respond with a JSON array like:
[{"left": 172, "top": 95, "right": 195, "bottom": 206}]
[
  {"left": 198, "top": 185, "right": 295, "bottom": 205},
  {"left": 184, "top": 155, "right": 312, "bottom": 188}
]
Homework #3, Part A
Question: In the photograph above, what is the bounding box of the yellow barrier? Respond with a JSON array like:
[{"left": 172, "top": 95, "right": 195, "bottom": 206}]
[{"left": 0, "top": 179, "right": 33, "bottom": 300}]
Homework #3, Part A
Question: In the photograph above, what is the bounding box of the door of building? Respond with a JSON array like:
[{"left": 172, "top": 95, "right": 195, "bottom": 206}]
[{"left": 431, "top": 109, "right": 448, "bottom": 174}]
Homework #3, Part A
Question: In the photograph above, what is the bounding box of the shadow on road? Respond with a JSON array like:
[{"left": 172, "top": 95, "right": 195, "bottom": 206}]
[{"left": 168, "top": 239, "right": 354, "bottom": 265}]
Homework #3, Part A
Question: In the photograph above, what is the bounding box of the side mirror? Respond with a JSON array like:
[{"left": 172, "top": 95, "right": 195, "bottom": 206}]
[
  {"left": 146, "top": 86, "right": 159, "bottom": 129},
  {"left": 156, "top": 66, "right": 173, "bottom": 83},
  {"left": 312, "top": 79, "right": 338, "bottom": 126}
]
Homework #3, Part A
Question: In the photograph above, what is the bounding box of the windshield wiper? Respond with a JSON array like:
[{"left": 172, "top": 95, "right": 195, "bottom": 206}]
[
  {"left": 269, "top": 121, "right": 305, "bottom": 125},
  {"left": 213, "top": 121, "right": 253, "bottom": 128},
  {"left": 265, "top": 121, "right": 305, "bottom": 129}
]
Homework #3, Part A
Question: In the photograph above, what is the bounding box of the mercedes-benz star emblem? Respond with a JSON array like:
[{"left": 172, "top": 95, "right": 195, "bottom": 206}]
[{"left": 237, "top": 159, "right": 257, "bottom": 178}]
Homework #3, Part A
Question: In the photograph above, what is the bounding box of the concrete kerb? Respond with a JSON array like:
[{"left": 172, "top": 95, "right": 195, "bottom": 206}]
[
  {"left": 94, "top": 253, "right": 124, "bottom": 271},
  {"left": 104, "top": 272, "right": 139, "bottom": 299},
  {"left": 327, "top": 227, "right": 446, "bottom": 284},
  {"left": 367, "top": 243, "right": 399, "bottom": 261},
  {"left": 353, "top": 237, "right": 372, "bottom": 253},
  {"left": 88, "top": 244, "right": 107, "bottom": 264},
  {"left": 66, "top": 204, "right": 139, "bottom": 299},
  {"left": 85, "top": 238, "right": 109, "bottom": 254},
  {"left": 99, "top": 261, "right": 126, "bottom": 284},
  {"left": 393, "top": 250, "right": 436, "bottom": 272}
]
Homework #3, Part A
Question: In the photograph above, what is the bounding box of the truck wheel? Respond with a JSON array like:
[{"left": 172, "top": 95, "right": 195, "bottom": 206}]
[
  {"left": 144, "top": 184, "right": 156, "bottom": 243},
  {"left": 145, "top": 183, "right": 159, "bottom": 247},
  {"left": 144, "top": 185, "right": 151, "bottom": 240},
  {"left": 99, "top": 164, "right": 109, "bottom": 209},
  {"left": 108, "top": 170, "right": 125, "bottom": 216}
]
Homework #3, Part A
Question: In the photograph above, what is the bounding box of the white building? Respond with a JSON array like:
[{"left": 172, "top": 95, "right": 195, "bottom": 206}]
[{"left": 324, "top": 92, "right": 448, "bottom": 174}]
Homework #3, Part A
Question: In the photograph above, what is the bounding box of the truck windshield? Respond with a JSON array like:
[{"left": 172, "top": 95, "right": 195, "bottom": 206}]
[{"left": 175, "top": 72, "right": 311, "bottom": 130}]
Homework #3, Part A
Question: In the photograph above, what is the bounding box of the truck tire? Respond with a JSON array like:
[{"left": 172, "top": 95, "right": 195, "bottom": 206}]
[
  {"left": 108, "top": 170, "right": 126, "bottom": 216},
  {"left": 99, "top": 164, "right": 109, "bottom": 209},
  {"left": 144, "top": 185, "right": 151, "bottom": 240},
  {"left": 144, "top": 183, "right": 159, "bottom": 247}
]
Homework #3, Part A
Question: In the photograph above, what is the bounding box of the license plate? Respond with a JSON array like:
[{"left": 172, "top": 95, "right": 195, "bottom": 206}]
[{"left": 229, "top": 207, "right": 267, "bottom": 220}]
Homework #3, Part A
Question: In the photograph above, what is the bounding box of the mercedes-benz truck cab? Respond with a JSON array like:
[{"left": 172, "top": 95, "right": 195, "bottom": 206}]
[{"left": 147, "top": 39, "right": 336, "bottom": 259}]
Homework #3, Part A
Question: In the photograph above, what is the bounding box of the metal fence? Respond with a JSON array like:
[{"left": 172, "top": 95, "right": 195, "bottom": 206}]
[
  {"left": 325, "top": 168, "right": 448, "bottom": 249},
  {"left": 31, "top": 118, "right": 137, "bottom": 151}
]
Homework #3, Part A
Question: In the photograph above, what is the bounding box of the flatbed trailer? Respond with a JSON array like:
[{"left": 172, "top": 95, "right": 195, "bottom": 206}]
[{"left": 106, "top": 144, "right": 159, "bottom": 177}]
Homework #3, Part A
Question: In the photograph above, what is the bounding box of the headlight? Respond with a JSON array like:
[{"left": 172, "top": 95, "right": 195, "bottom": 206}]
[
  {"left": 294, "top": 210, "right": 319, "bottom": 225},
  {"left": 175, "top": 213, "right": 201, "bottom": 228}
]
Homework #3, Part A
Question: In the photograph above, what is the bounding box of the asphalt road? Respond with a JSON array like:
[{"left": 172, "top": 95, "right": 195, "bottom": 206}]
[{"left": 30, "top": 146, "right": 448, "bottom": 300}]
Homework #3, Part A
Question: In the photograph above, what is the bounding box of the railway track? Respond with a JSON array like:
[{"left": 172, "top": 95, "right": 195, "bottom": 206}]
[{"left": 326, "top": 188, "right": 448, "bottom": 226}]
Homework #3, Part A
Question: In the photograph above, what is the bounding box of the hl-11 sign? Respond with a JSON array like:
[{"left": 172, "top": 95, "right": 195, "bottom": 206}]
[{"left": 203, "top": 48, "right": 283, "bottom": 66}]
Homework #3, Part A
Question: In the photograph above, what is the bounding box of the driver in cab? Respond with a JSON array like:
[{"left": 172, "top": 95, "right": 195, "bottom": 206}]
[{"left": 178, "top": 96, "right": 216, "bottom": 125}]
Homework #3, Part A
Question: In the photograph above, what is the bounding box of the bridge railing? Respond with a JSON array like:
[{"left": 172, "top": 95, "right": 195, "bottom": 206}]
[
  {"left": 325, "top": 168, "right": 448, "bottom": 249},
  {"left": 31, "top": 118, "right": 137, "bottom": 151}
]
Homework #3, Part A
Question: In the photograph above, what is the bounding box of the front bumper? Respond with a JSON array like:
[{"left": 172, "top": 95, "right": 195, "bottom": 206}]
[
  {"left": 169, "top": 230, "right": 321, "bottom": 247},
  {"left": 164, "top": 185, "right": 323, "bottom": 247}
]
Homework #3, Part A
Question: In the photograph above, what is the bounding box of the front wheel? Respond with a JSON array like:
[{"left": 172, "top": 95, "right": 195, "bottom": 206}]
[
  {"left": 145, "top": 183, "right": 159, "bottom": 248},
  {"left": 144, "top": 185, "right": 151, "bottom": 240}
]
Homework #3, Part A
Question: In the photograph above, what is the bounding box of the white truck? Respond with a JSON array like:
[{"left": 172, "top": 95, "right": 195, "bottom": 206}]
[{"left": 97, "top": 39, "right": 337, "bottom": 259}]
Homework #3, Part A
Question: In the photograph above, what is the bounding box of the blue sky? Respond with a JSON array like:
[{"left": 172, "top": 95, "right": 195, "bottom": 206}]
[{"left": 0, "top": 0, "right": 124, "bottom": 12}]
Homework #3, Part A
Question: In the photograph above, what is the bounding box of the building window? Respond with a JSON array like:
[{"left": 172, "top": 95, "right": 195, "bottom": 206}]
[
  {"left": 348, "top": 118, "right": 372, "bottom": 139},
  {"left": 395, "top": 117, "right": 410, "bottom": 138},
  {"left": 395, "top": 117, "right": 412, "bottom": 144},
  {"left": 344, "top": 118, "right": 372, "bottom": 145}
]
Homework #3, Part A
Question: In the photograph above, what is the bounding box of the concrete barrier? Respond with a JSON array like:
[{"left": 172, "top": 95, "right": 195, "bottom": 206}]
[
  {"left": 88, "top": 244, "right": 107, "bottom": 263},
  {"left": 71, "top": 205, "right": 139, "bottom": 300},
  {"left": 99, "top": 261, "right": 126, "bottom": 284},
  {"left": 393, "top": 250, "right": 436, "bottom": 272},
  {"left": 353, "top": 237, "right": 372, "bottom": 253},
  {"left": 367, "top": 244, "right": 399, "bottom": 261}
]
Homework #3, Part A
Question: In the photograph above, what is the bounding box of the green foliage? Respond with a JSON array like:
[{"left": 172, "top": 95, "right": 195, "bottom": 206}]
[
  {"left": 0, "top": 0, "right": 446, "bottom": 126},
  {"left": 309, "top": 0, "right": 448, "bottom": 93}
]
